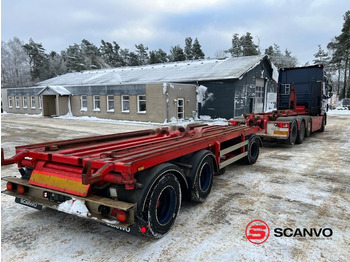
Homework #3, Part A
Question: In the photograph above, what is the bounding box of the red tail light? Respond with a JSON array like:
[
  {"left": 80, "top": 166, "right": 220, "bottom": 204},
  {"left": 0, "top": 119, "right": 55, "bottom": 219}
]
[
  {"left": 231, "top": 121, "right": 238, "bottom": 126},
  {"left": 6, "top": 182, "right": 15, "bottom": 191},
  {"left": 140, "top": 226, "right": 147, "bottom": 234},
  {"left": 276, "top": 123, "right": 289, "bottom": 128},
  {"left": 111, "top": 208, "right": 127, "bottom": 222},
  {"left": 17, "top": 185, "right": 26, "bottom": 194}
]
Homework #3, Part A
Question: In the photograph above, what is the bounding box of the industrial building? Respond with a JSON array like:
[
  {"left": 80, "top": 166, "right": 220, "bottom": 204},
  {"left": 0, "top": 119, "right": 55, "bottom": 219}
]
[{"left": 1, "top": 55, "right": 278, "bottom": 122}]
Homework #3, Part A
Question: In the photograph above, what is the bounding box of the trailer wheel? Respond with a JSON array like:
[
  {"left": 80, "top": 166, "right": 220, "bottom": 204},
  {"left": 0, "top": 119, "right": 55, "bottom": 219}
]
[
  {"left": 286, "top": 120, "right": 297, "bottom": 145},
  {"left": 305, "top": 119, "right": 312, "bottom": 137},
  {"left": 189, "top": 151, "right": 215, "bottom": 203},
  {"left": 241, "top": 136, "right": 260, "bottom": 165},
  {"left": 215, "top": 167, "right": 226, "bottom": 176},
  {"left": 296, "top": 120, "right": 305, "bottom": 144},
  {"left": 145, "top": 173, "right": 181, "bottom": 238}
]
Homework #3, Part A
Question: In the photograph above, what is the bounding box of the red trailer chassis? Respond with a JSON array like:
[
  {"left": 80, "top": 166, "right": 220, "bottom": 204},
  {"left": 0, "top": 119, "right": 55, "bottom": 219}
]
[
  {"left": 2, "top": 124, "right": 260, "bottom": 237},
  {"left": 229, "top": 107, "right": 325, "bottom": 145}
]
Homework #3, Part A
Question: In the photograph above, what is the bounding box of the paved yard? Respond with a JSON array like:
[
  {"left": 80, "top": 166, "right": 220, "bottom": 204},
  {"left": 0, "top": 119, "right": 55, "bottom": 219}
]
[{"left": 1, "top": 113, "right": 349, "bottom": 261}]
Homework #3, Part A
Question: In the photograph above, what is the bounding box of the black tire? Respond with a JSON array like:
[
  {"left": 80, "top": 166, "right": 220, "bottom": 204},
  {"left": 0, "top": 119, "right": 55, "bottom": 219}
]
[
  {"left": 189, "top": 151, "right": 215, "bottom": 202},
  {"left": 241, "top": 136, "right": 260, "bottom": 165},
  {"left": 145, "top": 173, "right": 181, "bottom": 238},
  {"left": 296, "top": 120, "right": 305, "bottom": 144},
  {"left": 319, "top": 115, "right": 326, "bottom": 132},
  {"left": 286, "top": 120, "right": 297, "bottom": 145},
  {"left": 305, "top": 118, "right": 312, "bottom": 137},
  {"left": 215, "top": 167, "right": 226, "bottom": 176}
]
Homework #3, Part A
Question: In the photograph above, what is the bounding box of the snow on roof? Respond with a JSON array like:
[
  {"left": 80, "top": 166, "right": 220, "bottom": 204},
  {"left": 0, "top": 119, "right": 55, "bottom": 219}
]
[
  {"left": 38, "top": 85, "right": 71, "bottom": 96},
  {"left": 39, "top": 55, "right": 268, "bottom": 86}
]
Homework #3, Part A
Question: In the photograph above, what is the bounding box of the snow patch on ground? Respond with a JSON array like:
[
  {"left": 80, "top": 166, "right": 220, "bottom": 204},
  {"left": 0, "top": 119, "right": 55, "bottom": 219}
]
[{"left": 328, "top": 109, "right": 350, "bottom": 115}]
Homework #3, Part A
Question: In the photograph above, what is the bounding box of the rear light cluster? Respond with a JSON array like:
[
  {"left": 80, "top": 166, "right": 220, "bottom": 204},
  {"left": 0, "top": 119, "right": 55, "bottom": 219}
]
[
  {"left": 111, "top": 208, "right": 127, "bottom": 222},
  {"left": 229, "top": 120, "right": 246, "bottom": 126},
  {"left": 275, "top": 123, "right": 289, "bottom": 128},
  {"left": 98, "top": 205, "right": 128, "bottom": 223},
  {"left": 6, "top": 182, "right": 27, "bottom": 194}
]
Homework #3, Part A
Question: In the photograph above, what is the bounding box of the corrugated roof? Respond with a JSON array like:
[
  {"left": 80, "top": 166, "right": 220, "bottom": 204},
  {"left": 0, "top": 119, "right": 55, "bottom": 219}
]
[{"left": 39, "top": 55, "right": 267, "bottom": 86}]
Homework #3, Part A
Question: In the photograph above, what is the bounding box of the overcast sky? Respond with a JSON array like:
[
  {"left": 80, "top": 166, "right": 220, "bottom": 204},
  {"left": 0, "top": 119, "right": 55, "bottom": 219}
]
[{"left": 1, "top": 0, "right": 349, "bottom": 65}]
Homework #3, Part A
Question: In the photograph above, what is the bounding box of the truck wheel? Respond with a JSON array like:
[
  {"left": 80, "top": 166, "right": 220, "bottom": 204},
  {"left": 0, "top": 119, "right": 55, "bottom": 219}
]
[
  {"left": 286, "top": 120, "right": 297, "bottom": 145},
  {"left": 305, "top": 119, "right": 312, "bottom": 137},
  {"left": 145, "top": 173, "right": 181, "bottom": 238},
  {"left": 296, "top": 121, "right": 305, "bottom": 144},
  {"left": 189, "top": 151, "right": 215, "bottom": 203},
  {"left": 241, "top": 136, "right": 260, "bottom": 165}
]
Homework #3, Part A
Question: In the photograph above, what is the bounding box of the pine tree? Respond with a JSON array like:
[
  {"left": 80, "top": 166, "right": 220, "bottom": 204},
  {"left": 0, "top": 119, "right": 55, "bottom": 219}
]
[
  {"left": 327, "top": 10, "right": 350, "bottom": 99},
  {"left": 169, "top": 45, "right": 186, "bottom": 62},
  {"left": 192, "top": 38, "right": 205, "bottom": 60},
  {"left": 240, "top": 32, "right": 259, "bottom": 56},
  {"left": 184, "top": 37, "right": 193, "bottom": 60},
  {"left": 135, "top": 44, "right": 149, "bottom": 65},
  {"left": 264, "top": 44, "right": 297, "bottom": 68},
  {"left": 149, "top": 49, "right": 168, "bottom": 64},
  {"left": 23, "top": 38, "right": 50, "bottom": 81},
  {"left": 313, "top": 45, "right": 330, "bottom": 66},
  {"left": 119, "top": 48, "right": 130, "bottom": 66},
  {"left": 128, "top": 52, "right": 140, "bottom": 66},
  {"left": 62, "top": 43, "right": 85, "bottom": 72},
  {"left": 100, "top": 40, "right": 122, "bottom": 67},
  {"left": 227, "top": 33, "right": 242, "bottom": 57},
  {"left": 80, "top": 39, "right": 105, "bottom": 69},
  {"left": 48, "top": 51, "right": 66, "bottom": 78}
]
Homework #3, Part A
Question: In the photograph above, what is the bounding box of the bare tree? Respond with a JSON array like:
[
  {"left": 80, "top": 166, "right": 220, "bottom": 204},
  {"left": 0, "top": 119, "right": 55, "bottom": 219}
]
[{"left": 1, "top": 37, "right": 31, "bottom": 87}]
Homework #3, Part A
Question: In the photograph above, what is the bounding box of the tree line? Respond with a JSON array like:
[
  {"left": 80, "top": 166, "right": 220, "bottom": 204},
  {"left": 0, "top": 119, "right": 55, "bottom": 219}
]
[
  {"left": 319, "top": 10, "right": 350, "bottom": 99},
  {"left": 2, "top": 10, "right": 349, "bottom": 99},
  {"left": 1, "top": 33, "right": 299, "bottom": 88},
  {"left": 1, "top": 37, "right": 206, "bottom": 87}
]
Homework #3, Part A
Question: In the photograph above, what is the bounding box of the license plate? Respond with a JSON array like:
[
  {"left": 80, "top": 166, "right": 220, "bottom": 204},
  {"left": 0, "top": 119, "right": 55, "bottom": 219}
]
[{"left": 15, "top": 197, "right": 43, "bottom": 210}]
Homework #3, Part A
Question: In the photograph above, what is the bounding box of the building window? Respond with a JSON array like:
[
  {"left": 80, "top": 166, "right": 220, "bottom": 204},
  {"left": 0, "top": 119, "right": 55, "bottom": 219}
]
[
  {"left": 137, "top": 95, "right": 146, "bottom": 113},
  {"left": 81, "top": 95, "right": 87, "bottom": 111},
  {"left": 23, "top": 96, "right": 27, "bottom": 109},
  {"left": 15, "top": 96, "right": 20, "bottom": 108},
  {"left": 39, "top": 96, "right": 43, "bottom": 109},
  {"left": 8, "top": 96, "right": 13, "bottom": 108},
  {"left": 177, "top": 98, "right": 184, "bottom": 119},
  {"left": 93, "top": 95, "right": 100, "bottom": 111},
  {"left": 107, "top": 95, "right": 114, "bottom": 112},
  {"left": 122, "top": 95, "right": 129, "bottom": 112},
  {"left": 282, "top": 84, "right": 290, "bottom": 95},
  {"left": 31, "top": 96, "right": 36, "bottom": 109}
]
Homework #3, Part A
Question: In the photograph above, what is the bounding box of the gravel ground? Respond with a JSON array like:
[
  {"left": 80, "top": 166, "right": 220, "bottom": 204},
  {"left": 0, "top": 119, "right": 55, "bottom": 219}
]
[{"left": 1, "top": 113, "right": 350, "bottom": 262}]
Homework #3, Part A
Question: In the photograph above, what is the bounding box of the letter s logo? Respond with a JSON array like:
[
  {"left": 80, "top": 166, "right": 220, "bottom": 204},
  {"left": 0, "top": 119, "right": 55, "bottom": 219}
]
[
  {"left": 245, "top": 220, "right": 270, "bottom": 244},
  {"left": 248, "top": 225, "right": 266, "bottom": 240}
]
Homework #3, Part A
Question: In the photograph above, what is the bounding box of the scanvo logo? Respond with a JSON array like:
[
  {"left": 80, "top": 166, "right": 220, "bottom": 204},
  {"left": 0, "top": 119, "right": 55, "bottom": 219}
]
[
  {"left": 245, "top": 220, "right": 333, "bottom": 244},
  {"left": 245, "top": 220, "right": 270, "bottom": 244}
]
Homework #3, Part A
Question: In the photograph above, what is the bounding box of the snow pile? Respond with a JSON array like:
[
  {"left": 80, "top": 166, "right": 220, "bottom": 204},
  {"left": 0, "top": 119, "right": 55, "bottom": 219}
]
[
  {"left": 197, "top": 85, "right": 214, "bottom": 107},
  {"left": 328, "top": 109, "right": 350, "bottom": 115},
  {"left": 163, "top": 83, "right": 167, "bottom": 94},
  {"left": 271, "top": 62, "right": 279, "bottom": 82},
  {"left": 56, "top": 114, "right": 160, "bottom": 126},
  {"left": 58, "top": 198, "right": 90, "bottom": 217},
  {"left": 2, "top": 112, "right": 42, "bottom": 117}
]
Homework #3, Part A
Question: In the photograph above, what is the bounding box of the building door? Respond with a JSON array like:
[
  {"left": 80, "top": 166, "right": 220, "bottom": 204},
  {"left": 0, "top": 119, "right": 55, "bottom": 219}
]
[
  {"left": 42, "top": 95, "right": 56, "bottom": 116},
  {"left": 255, "top": 78, "right": 265, "bottom": 113}
]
